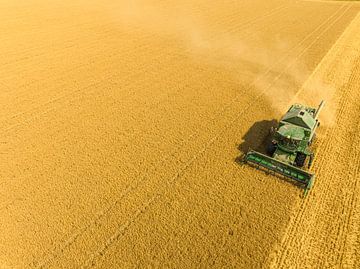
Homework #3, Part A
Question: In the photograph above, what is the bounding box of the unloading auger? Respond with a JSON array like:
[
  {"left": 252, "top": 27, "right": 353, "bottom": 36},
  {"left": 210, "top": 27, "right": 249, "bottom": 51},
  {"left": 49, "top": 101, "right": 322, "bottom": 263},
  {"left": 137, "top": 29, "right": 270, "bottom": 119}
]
[{"left": 243, "top": 100, "right": 325, "bottom": 196}]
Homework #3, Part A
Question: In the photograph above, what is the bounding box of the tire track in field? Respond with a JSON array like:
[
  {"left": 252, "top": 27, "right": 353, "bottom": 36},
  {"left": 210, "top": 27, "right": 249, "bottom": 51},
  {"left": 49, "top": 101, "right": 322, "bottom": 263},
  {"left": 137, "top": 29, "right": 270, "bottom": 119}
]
[
  {"left": 227, "top": 4, "right": 289, "bottom": 32},
  {"left": 30, "top": 3, "right": 349, "bottom": 268},
  {"left": 0, "top": 23, "right": 171, "bottom": 98},
  {"left": 75, "top": 5, "right": 353, "bottom": 268},
  {"left": 269, "top": 10, "right": 360, "bottom": 268},
  {"left": 0, "top": 36, "right": 170, "bottom": 127}
]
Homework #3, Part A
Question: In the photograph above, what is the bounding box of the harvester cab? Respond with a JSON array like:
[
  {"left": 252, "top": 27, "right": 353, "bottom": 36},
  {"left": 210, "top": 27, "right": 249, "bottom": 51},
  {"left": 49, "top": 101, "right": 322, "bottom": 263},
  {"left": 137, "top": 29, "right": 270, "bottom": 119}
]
[{"left": 243, "top": 100, "right": 325, "bottom": 196}]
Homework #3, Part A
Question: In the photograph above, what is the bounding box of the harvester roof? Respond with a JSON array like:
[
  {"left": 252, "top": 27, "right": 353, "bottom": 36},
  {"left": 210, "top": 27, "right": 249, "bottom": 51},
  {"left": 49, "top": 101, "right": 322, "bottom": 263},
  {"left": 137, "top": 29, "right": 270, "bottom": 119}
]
[
  {"left": 277, "top": 125, "right": 305, "bottom": 140},
  {"left": 281, "top": 105, "right": 316, "bottom": 130}
]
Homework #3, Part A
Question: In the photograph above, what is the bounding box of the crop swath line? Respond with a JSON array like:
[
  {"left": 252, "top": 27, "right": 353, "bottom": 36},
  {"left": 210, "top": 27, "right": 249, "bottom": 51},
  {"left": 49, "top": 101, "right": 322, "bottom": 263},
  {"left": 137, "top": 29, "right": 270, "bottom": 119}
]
[
  {"left": 30, "top": 4, "right": 348, "bottom": 268},
  {"left": 2, "top": 0, "right": 333, "bottom": 144},
  {"left": 223, "top": 5, "right": 292, "bottom": 38},
  {"left": 0, "top": 24, "right": 156, "bottom": 93},
  {"left": 77, "top": 5, "right": 352, "bottom": 269},
  {"left": 232, "top": 4, "right": 288, "bottom": 32}
]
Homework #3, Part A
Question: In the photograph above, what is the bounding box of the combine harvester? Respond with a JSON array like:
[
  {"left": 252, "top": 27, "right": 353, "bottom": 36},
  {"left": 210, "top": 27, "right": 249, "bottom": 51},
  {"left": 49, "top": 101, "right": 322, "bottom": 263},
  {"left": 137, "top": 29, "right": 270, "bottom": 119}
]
[{"left": 244, "top": 100, "right": 325, "bottom": 196}]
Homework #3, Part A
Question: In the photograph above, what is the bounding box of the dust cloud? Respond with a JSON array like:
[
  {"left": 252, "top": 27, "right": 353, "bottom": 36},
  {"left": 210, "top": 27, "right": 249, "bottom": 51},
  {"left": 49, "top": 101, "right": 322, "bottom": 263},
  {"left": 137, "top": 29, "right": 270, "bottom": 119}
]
[{"left": 107, "top": 0, "right": 332, "bottom": 117}]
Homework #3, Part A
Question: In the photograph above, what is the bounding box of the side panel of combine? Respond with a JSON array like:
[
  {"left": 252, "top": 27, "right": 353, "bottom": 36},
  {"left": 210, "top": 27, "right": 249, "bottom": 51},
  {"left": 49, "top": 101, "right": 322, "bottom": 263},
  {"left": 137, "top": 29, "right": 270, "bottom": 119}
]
[{"left": 244, "top": 150, "right": 315, "bottom": 195}]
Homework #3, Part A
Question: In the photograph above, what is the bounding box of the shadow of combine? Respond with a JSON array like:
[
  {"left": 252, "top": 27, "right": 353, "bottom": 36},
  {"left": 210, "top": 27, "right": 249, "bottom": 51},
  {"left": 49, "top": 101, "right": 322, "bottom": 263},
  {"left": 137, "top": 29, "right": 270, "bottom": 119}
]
[{"left": 235, "top": 119, "right": 278, "bottom": 164}]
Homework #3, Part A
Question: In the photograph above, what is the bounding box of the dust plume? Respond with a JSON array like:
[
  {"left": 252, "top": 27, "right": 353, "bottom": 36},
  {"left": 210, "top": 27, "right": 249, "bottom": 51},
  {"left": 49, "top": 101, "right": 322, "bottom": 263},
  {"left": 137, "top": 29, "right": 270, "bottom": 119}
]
[
  {"left": 108, "top": 1, "right": 329, "bottom": 116},
  {"left": 293, "top": 75, "right": 336, "bottom": 127}
]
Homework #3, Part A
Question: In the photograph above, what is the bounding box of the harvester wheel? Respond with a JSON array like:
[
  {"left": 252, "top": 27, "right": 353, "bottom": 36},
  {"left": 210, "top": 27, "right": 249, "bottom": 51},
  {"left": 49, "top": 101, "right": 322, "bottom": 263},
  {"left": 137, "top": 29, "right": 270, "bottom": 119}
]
[
  {"left": 308, "top": 153, "right": 314, "bottom": 168},
  {"left": 295, "top": 153, "right": 306, "bottom": 167}
]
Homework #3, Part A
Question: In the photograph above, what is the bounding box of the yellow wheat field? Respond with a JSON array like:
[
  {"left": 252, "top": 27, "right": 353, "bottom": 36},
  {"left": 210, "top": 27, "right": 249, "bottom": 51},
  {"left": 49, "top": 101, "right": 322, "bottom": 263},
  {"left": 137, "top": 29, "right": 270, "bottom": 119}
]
[{"left": 1, "top": 0, "right": 360, "bottom": 268}]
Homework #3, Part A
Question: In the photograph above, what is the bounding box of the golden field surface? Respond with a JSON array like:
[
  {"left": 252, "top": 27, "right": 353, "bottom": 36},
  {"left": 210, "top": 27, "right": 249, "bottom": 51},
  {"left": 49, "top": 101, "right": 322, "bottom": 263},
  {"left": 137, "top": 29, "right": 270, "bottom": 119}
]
[{"left": 1, "top": 0, "right": 360, "bottom": 268}]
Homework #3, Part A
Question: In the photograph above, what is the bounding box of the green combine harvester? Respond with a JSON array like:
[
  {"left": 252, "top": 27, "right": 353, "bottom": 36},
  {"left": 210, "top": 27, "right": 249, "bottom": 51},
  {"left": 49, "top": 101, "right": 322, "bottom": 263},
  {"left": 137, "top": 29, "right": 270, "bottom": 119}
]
[{"left": 244, "top": 100, "right": 325, "bottom": 196}]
